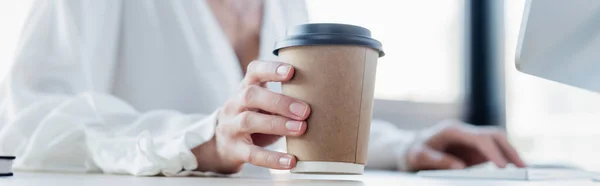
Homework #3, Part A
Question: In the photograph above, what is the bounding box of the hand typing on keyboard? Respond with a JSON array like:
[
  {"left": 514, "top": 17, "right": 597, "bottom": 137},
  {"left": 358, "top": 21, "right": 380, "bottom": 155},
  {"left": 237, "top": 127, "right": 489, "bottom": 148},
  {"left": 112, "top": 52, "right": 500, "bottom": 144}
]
[{"left": 402, "top": 120, "right": 526, "bottom": 172}]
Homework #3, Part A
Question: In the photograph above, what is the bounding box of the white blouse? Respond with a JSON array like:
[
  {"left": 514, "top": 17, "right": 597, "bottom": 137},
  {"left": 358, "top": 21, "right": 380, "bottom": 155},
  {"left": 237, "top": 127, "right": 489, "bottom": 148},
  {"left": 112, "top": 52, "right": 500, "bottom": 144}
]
[{"left": 0, "top": 0, "right": 416, "bottom": 176}]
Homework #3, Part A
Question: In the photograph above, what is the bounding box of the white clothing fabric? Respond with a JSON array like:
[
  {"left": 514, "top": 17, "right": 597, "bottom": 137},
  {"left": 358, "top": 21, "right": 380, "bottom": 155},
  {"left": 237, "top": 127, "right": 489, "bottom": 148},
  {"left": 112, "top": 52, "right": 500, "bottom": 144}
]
[{"left": 0, "top": 0, "right": 416, "bottom": 176}]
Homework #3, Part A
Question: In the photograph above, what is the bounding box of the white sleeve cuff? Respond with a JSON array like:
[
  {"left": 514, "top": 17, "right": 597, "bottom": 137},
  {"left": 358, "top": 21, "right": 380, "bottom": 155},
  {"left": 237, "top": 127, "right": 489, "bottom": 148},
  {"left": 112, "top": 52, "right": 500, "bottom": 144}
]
[
  {"left": 366, "top": 119, "right": 418, "bottom": 171},
  {"left": 154, "top": 109, "right": 220, "bottom": 176},
  {"left": 86, "top": 109, "right": 221, "bottom": 176}
]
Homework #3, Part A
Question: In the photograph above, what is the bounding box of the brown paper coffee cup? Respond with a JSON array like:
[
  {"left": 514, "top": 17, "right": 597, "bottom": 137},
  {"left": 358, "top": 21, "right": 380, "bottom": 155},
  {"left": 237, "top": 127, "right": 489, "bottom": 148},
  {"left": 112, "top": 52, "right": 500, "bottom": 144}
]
[{"left": 273, "top": 23, "right": 384, "bottom": 174}]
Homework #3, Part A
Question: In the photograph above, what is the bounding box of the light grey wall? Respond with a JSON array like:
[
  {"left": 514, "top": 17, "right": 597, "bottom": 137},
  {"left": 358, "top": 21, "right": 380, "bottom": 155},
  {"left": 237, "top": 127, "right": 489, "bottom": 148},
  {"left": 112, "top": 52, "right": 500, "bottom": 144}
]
[{"left": 372, "top": 99, "right": 463, "bottom": 130}]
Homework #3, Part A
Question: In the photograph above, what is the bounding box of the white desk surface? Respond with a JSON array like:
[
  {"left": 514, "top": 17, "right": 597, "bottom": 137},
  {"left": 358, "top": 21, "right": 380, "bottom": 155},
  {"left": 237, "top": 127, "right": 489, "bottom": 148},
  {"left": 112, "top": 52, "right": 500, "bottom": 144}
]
[{"left": 1, "top": 170, "right": 598, "bottom": 186}]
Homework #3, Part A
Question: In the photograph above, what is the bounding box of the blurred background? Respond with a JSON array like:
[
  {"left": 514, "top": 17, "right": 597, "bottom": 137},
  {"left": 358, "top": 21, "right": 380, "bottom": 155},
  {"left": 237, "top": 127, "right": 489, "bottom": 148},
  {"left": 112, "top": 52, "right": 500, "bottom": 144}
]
[{"left": 2, "top": 0, "right": 600, "bottom": 171}]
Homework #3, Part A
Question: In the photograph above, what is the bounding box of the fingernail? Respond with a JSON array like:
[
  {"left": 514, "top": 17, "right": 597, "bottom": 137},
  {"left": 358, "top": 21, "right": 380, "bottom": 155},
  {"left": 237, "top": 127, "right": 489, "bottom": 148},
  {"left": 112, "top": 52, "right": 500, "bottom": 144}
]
[
  {"left": 285, "top": 121, "right": 303, "bottom": 132},
  {"left": 289, "top": 102, "right": 307, "bottom": 118},
  {"left": 451, "top": 163, "right": 464, "bottom": 169},
  {"left": 276, "top": 65, "right": 291, "bottom": 76},
  {"left": 279, "top": 156, "right": 292, "bottom": 167}
]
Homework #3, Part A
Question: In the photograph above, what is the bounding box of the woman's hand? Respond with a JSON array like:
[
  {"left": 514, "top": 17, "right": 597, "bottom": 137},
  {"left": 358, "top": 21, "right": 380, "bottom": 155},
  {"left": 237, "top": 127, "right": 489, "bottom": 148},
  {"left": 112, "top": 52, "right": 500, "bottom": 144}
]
[
  {"left": 404, "top": 120, "right": 526, "bottom": 171},
  {"left": 193, "top": 60, "right": 310, "bottom": 174}
]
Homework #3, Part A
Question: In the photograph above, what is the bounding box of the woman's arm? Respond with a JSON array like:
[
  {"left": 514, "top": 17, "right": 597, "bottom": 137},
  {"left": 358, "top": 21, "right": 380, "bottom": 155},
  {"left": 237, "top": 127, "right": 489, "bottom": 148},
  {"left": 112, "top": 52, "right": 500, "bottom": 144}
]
[
  {"left": 0, "top": 0, "right": 218, "bottom": 176},
  {"left": 0, "top": 37, "right": 221, "bottom": 176},
  {"left": 366, "top": 119, "right": 417, "bottom": 171},
  {"left": 366, "top": 119, "right": 525, "bottom": 172},
  {"left": 0, "top": 88, "right": 218, "bottom": 176}
]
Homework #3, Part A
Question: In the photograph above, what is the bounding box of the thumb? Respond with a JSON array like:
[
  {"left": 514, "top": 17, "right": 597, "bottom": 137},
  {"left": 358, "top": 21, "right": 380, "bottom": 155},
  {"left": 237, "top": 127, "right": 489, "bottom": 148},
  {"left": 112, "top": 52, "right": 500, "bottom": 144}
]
[{"left": 407, "top": 146, "right": 466, "bottom": 171}]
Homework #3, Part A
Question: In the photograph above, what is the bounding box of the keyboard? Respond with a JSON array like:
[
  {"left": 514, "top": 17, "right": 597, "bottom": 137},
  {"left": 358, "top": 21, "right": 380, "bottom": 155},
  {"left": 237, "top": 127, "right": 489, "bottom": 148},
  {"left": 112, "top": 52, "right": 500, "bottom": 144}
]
[{"left": 417, "top": 162, "right": 597, "bottom": 181}]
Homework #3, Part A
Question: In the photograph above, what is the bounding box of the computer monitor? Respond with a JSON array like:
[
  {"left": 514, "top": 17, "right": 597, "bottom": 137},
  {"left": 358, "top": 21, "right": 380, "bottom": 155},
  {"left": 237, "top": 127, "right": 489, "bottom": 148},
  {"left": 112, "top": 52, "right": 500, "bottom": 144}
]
[{"left": 516, "top": 0, "right": 600, "bottom": 93}]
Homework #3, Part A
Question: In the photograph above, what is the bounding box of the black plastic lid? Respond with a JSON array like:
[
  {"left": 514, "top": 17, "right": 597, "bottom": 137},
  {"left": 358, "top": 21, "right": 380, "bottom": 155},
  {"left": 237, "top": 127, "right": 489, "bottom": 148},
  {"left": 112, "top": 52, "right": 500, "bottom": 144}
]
[
  {"left": 0, "top": 156, "right": 15, "bottom": 160},
  {"left": 273, "top": 23, "right": 384, "bottom": 57},
  {"left": 0, "top": 173, "right": 13, "bottom": 177}
]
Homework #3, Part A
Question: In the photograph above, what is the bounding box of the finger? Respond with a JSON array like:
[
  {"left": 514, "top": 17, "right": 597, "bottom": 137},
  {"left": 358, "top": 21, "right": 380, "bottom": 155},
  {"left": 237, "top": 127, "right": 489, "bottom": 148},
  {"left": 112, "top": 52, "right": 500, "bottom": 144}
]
[
  {"left": 478, "top": 137, "right": 508, "bottom": 168},
  {"left": 243, "top": 60, "right": 294, "bottom": 86},
  {"left": 234, "top": 111, "right": 306, "bottom": 136},
  {"left": 442, "top": 129, "right": 509, "bottom": 168},
  {"left": 471, "top": 136, "right": 509, "bottom": 168},
  {"left": 238, "top": 85, "right": 310, "bottom": 120},
  {"left": 492, "top": 132, "right": 526, "bottom": 168},
  {"left": 243, "top": 145, "right": 296, "bottom": 170},
  {"left": 408, "top": 146, "right": 466, "bottom": 171}
]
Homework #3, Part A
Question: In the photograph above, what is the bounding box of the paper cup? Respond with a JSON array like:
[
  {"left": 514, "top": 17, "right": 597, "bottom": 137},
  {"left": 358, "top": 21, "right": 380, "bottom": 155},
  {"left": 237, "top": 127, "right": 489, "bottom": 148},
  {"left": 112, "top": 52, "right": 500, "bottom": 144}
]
[{"left": 273, "top": 23, "right": 384, "bottom": 174}]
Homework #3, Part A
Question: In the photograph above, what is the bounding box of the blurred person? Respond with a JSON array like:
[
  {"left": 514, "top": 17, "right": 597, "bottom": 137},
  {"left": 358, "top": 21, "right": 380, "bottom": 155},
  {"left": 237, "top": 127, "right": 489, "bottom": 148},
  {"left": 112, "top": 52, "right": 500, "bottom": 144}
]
[{"left": 0, "top": 0, "right": 524, "bottom": 176}]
